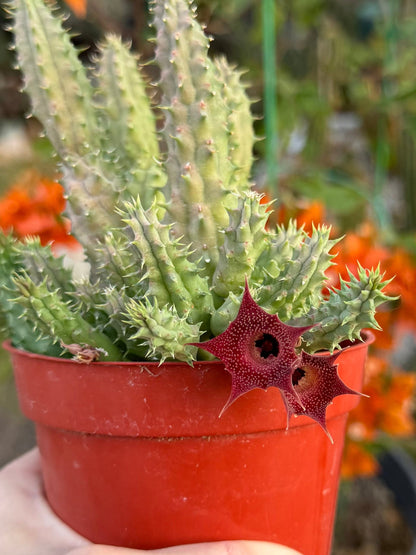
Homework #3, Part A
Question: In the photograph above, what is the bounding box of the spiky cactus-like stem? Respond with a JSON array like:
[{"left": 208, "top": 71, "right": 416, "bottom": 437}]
[
  {"left": 212, "top": 191, "right": 270, "bottom": 298},
  {"left": 258, "top": 225, "right": 340, "bottom": 320},
  {"left": 13, "top": 273, "right": 122, "bottom": 359},
  {"left": 11, "top": 0, "right": 98, "bottom": 159},
  {"left": 120, "top": 196, "right": 213, "bottom": 326},
  {"left": 151, "top": 0, "right": 253, "bottom": 266},
  {"left": 125, "top": 297, "right": 200, "bottom": 363},
  {"left": 300, "top": 266, "right": 394, "bottom": 352},
  {"left": 96, "top": 35, "right": 166, "bottom": 207}
]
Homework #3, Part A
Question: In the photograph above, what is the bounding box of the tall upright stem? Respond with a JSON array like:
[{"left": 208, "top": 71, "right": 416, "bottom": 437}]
[{"left": 262, "top": 0, "right": 279, "bottom": 197}]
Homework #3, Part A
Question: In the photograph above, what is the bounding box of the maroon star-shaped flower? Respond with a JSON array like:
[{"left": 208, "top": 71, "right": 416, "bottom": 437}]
[
  {"left": 281, "top": 350, "right": 361, "bottom": 442},
  {"left": 191, "top": 281, "right": 314, "bottom": 414}
]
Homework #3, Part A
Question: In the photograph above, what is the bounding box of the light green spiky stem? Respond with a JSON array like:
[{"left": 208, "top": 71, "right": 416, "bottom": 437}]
[
  {"left": 93, "top": 229, "right": 147, "bottom": 300},
  {"left": 70, "top": 278, "right": 110, "bottom": 329},
  {"left": 300, "top": 266, "right": 394, "bottom": 352},
  {"left": 151, "top": 0, "right": 254, "bottom": 270},
  {"left": 253, "top": 220, "right": 305, "bottom": 282},
  {"left": 98, "top": 287, "right": 149, "bottom": 359},
  {"left": 13, "top": 274, "right": 121, "bottom": 360},
  {"left": 213, "top": 57, "right": 255, "bottom": 190},
  {"left": 93, "top": 204, "right": 215, "bottom": 323},
  {"left": 212, "top": 191, "right": 270, "bottom": 297},
  {"left": 0, "top": 235, "right": 57, "bottom": 354},
  {"left": 96, "top": 35, "right": 166, "bottom": 206},
  {"left": 14, "top": 237, "right": 75, "bottom": 297},
  {"left": 163, "top": 241, "right": 214, "bottom": 328},
  {"left": 152, "top": 0, "right": 221, "bottom": 258},
  {"left": 124, "top": 297, "right": 200, "bottom": 363},
  {"left": 120, "top": 197, "right": 203, "bottom": 321},
  {"left": 11, "top": 0, "right": 98, "bottom": 159},
  {"left": 258, "top": 225, "right": 340, "bottom": 320},
  {"left": 69, "top": 281, "right": 149, "bottom": 359},
  {"left": 210, "top": 291, "right": 243, "bottom": 337},
  {"left": 11, "top": 0, "right": 122, "bottom": 251}
]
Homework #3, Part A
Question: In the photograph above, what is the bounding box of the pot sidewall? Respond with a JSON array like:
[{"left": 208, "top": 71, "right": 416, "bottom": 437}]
[{"left": 5, "top": 332, "right": 373, "bottom": 554}]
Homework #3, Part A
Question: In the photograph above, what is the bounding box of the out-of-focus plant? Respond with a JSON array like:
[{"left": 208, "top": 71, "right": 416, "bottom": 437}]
[{"left": 245, "top": 0, "right": 416, "bottom": 233}]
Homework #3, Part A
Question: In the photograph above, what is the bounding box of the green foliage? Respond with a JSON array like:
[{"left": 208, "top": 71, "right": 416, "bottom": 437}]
[{"left": 0, "top": 0, "right": 393, "bottom": 363}]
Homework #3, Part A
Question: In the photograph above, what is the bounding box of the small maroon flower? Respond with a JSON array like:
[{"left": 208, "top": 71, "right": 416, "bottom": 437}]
[
  {"left": 282, "top": 350, "right": 361, "bottom": 442},
  {"left": 191, "top": 281, "right": 314, "bottom": 414}
]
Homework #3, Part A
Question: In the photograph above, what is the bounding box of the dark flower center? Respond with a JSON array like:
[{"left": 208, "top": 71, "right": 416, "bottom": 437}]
[
  {"left": 292, "top": 367, "right": 306, "bottom": 386},
  {"left": 255, "top": 333, "right": 279, "bottom": 359}
]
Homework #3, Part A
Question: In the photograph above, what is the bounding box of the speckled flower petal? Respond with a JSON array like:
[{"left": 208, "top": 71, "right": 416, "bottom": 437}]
[
  {"left": 191, "top": 281, "right": 314, "bottom": 414},
  {"left": 282, "top": 350, "right": 361, "bottom": 442}
]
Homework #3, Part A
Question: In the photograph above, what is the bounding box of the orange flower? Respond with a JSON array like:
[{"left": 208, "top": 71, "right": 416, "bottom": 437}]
[
  {"left": 324, "top": 221, "right": 416, "bottom": 346},
  {"left": 329, "top": 224, "right": 390, "bottom": 286},
  {"left": 33, "top": 179, "right": 66, "bottom": 214},
  {"left": 347, "top": 355, "right": 416, "bottom": 442},
  {"left": 341, "top": 440, "right": 379, "bottom": 480},
  {"left": 369, "top": 310, "right": 395, "bottom": 350},
  {"left": 292, "top": 200, "right": 326, "bottom": 233},
  {"left": 378, "top": 374, "right": 416, "bottom": 436},
  {"left": 342, "top": 359, "right": 416, "bottom": 479},
  {"left": 275, "top": 199, "right": 327, "bottom": 233},
  {"left": 0, "top": 170, "right": 79, "bottom": 249},
  {"left": 0, "top": 188, "right": 32, "bottom": 230},
  {"left": 63, "top": 0, "right": 87, "bottom": 17},
  {"left": 385, "top": 249, "right": 416, "bottom": 330}
]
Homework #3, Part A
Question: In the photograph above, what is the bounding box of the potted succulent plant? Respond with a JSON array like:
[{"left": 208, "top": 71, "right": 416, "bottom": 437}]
[{"left": 1, "top": 0, "right": 393, "bottom": 553}]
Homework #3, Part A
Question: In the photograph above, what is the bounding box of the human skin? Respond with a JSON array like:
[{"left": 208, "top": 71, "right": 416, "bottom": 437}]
[{"left": 0, "top": 449, "right": 301, "bottom": 555}]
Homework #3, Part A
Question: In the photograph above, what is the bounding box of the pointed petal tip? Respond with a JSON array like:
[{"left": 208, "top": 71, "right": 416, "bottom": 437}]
[
  {"left": 218, "top": 390, "right": 239, "bottom": 417},
  {"left": 358, "top": 390, "right": 370, "bottom": 398},
  {"left": 315, "top": 418, "right": 334, "bottom": 443},
  {"left": 326, "top": 428, "right": 334, "bottom": 444},
  {"left": 218, "top": 405, "right": 227, "bottom": 418}
]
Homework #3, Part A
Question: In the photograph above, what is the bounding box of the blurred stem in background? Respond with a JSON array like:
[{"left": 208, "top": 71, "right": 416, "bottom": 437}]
[
  {"left": 373, "top": 0, "right": 398, "bottom": 231},
  {"left": 262, "top": 0, "right": 279, "bottom": 198}
]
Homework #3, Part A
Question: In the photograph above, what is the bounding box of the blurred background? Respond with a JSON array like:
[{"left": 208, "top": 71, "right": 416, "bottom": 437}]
[{"left": 1, "top": 0, "right": 416, "bottom": 552}]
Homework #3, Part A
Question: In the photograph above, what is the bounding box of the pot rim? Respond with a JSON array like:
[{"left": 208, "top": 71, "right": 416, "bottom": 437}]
[
  {"left": 6, "top": 331, "right": 374, "bottom": 437},
  {"left": 3, "top": 329, "right": 375, "bottom": 367}
]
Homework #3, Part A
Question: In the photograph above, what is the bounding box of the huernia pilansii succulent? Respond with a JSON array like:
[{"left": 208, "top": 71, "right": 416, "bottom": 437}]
[{"left": 1, "top": 0, "right": 393, "bottom": 437}]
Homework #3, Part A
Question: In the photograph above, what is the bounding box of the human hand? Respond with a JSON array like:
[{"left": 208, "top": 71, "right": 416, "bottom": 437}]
[
  {"left": 0, "top": 448, "right": 90, "bottom": 555},
  {"left": 0, "top": 449, "right": 301, "bottom": 555}
]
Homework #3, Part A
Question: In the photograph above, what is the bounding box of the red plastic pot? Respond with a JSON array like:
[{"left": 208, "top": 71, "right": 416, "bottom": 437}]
[{"left": 6, "top": 331, "right": 373, "bottom": 555}]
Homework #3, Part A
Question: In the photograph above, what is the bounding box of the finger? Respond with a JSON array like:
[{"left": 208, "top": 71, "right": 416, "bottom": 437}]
[{"left": 69, "top": 540, "right": 302, "bottom": 555}]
